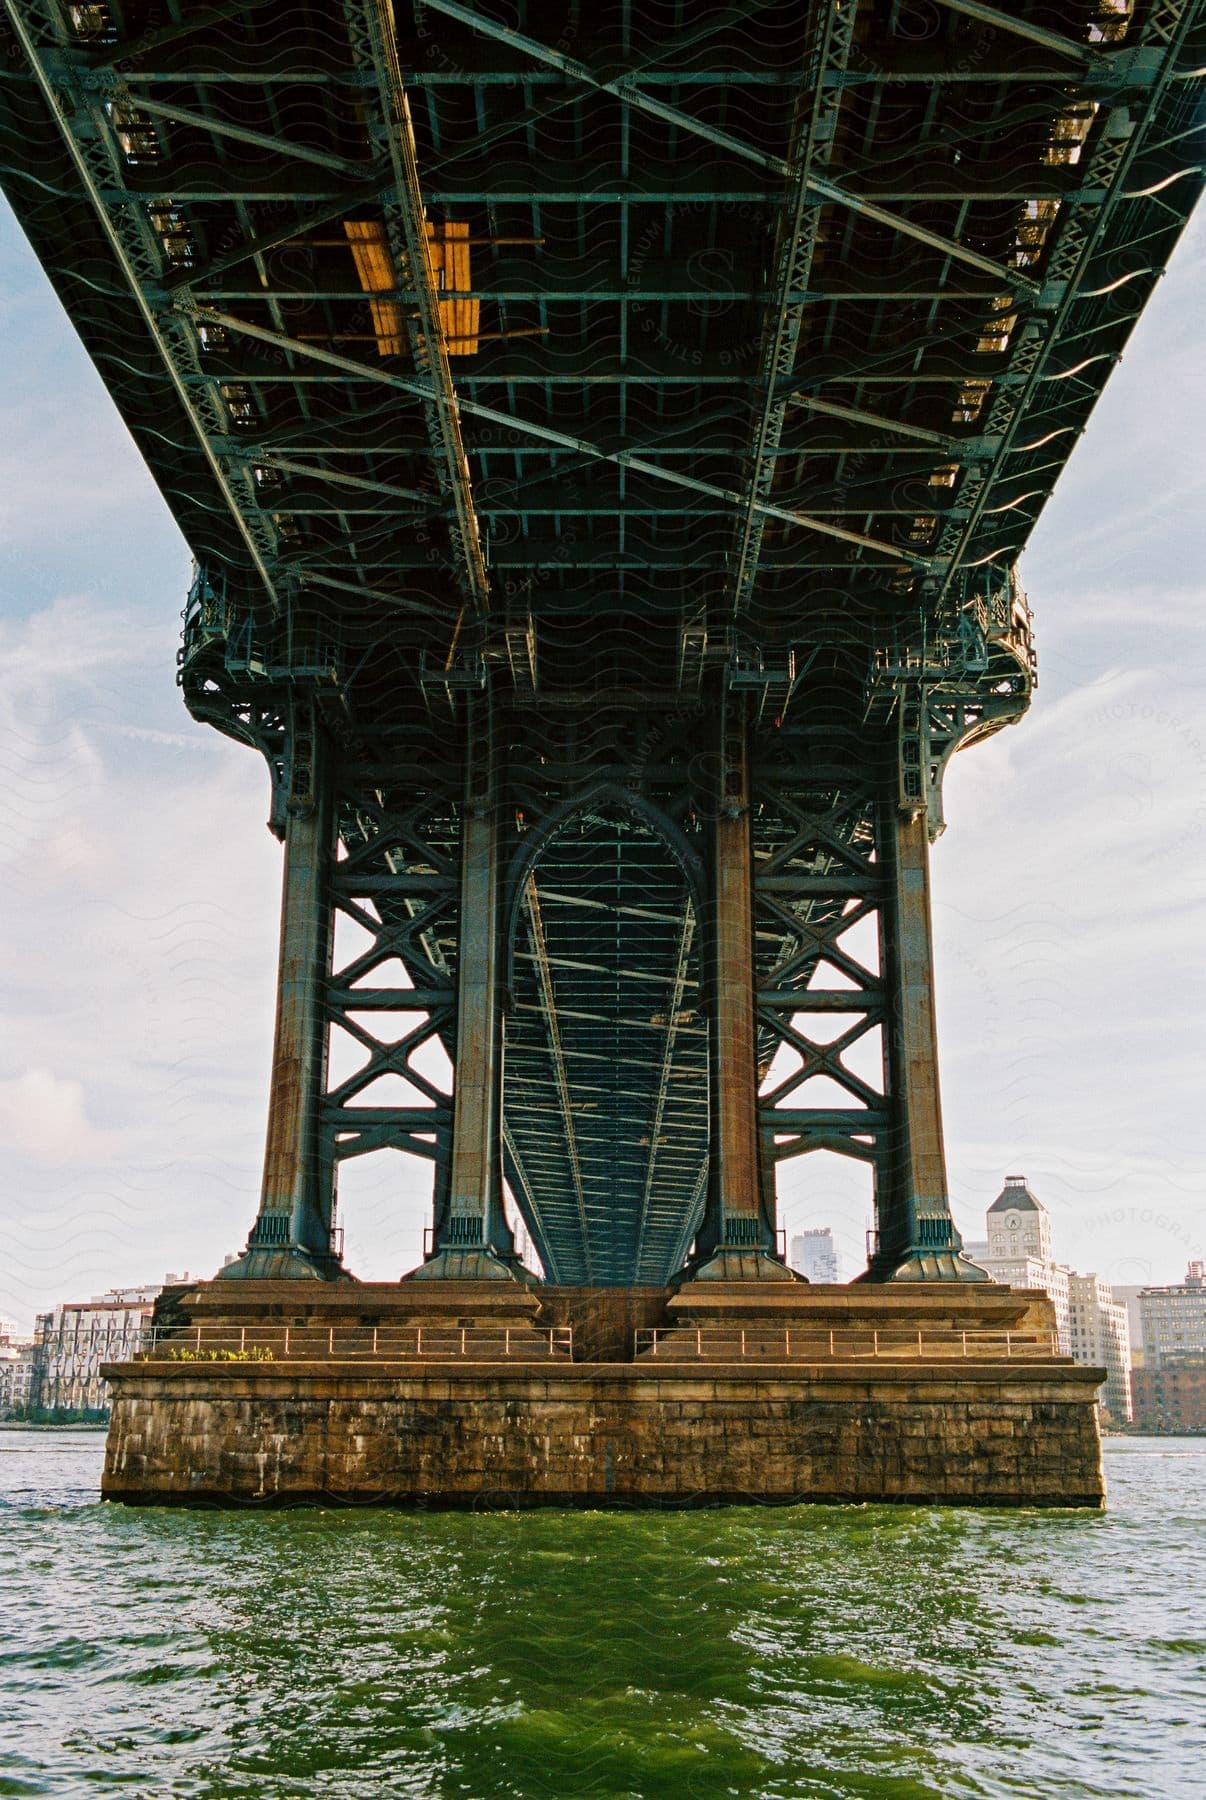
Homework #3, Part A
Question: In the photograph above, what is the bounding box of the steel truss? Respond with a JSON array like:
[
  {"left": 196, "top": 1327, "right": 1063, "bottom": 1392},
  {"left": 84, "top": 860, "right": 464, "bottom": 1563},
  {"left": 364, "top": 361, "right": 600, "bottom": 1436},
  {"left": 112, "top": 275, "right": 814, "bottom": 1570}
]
[{"left": 752, "top": 710, "right": 976, "bottom": 1279}]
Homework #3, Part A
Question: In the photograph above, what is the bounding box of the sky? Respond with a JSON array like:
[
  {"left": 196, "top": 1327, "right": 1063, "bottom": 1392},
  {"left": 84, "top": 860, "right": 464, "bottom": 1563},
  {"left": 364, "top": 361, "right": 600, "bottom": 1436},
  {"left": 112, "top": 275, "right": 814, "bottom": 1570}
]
[{"left": 1, "top": 195, "right": 1203, "bottom": 1329}]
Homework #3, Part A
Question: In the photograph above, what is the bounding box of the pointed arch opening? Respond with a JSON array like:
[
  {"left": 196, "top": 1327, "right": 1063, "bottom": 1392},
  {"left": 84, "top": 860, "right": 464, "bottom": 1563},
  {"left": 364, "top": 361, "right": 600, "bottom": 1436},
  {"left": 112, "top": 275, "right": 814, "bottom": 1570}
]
[{"left": 502, "top": 792, "right": 708, "bottom": 1285}]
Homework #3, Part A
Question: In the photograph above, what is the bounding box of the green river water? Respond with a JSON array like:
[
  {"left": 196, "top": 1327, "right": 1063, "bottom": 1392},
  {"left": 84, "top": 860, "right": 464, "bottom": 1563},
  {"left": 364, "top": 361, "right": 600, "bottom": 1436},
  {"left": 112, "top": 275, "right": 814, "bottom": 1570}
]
[{"left": 0, "top": 1430, "right": 1201, "bottom": 1799}]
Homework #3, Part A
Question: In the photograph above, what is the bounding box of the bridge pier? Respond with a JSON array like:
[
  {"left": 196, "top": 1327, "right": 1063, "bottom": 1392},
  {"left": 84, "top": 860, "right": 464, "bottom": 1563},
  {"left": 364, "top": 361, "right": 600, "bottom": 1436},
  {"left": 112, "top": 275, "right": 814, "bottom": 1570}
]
[
  {"left": 101, "top": 1279, "right": 1104, "bottom": 1507},
  {"left": 6, "top": 0, "right": 1197, "bottom": 1517},
  {"left": 212, "top": 695, "right": 988, "bottom": 1290}
]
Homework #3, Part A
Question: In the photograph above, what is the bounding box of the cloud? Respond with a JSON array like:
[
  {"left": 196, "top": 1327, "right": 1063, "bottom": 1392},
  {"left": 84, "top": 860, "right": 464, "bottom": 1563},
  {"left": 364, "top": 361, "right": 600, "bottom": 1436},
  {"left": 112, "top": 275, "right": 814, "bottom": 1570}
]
[{"left": 0, "top": 1068, "right": 118, "bottom": 1163}]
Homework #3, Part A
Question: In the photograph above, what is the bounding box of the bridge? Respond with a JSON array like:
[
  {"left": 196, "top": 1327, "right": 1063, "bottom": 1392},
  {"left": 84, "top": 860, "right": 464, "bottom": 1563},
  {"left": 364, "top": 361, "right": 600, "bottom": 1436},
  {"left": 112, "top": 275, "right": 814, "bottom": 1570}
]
[{"left": 3, "top": 0, "right": 1202, "bottom": 1503}]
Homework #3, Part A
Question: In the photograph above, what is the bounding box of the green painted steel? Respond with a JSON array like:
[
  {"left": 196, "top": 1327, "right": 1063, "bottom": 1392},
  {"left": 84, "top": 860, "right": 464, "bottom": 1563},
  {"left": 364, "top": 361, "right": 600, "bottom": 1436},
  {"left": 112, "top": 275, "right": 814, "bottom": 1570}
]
[{"left": 1, "top": 0, "right": 1202, "bottom": 1283}]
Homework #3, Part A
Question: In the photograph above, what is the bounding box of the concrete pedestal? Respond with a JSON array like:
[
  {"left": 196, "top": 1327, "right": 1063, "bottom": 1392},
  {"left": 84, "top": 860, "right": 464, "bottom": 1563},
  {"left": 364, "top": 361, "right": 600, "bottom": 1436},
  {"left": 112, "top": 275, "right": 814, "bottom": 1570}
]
[{"left": 101, "top": 1280, "right": 1105, "bottom": 1508}]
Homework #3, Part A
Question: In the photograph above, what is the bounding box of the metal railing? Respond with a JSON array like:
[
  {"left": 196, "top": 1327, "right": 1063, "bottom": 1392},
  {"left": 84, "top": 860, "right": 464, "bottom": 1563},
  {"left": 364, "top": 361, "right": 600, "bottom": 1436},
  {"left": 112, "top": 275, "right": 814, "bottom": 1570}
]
[
  {"left": 633, "top": 1327, "right": 1061, "bottom": 1362},
  {"left": 132, "top": 1324, "right": 573, "bottom": 1363}
]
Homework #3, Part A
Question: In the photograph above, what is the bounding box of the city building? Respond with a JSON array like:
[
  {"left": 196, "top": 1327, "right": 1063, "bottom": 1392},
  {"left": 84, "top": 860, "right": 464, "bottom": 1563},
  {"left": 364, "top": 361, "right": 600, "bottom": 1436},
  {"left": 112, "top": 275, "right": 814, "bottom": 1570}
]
[
  {"left": 986, "top": 1175, "right": 1052, "bottom": 1262},
  {"left": 1126, "top": 1265, "right": 1206, "bottom": 1432},
  {"left": 1130, "top": 1358, "right": 1206, "bottom": 1434},
  {"left": 790, "top": 1229, "right": 842, "bottom": 1284},
  {"left": 1110, "top": 1286, "right": 1148, "bottom": 1366},
  {"left": 976, "top": 1176, "right": 1136, "bottom": 1422},
  {"left": 0, "top": 1342, "right": 38, "bottom": 1415},
  {"left": 30, "top": 1275, "right": 197, "bottom": 1417},
  {"left": 1067, "top": 1272, "right": 1132, "bottom": 1425},
  {"left": 978, "top": 1177, "right": 1070, "bottom": 1352},
  {"left": 1137, "top": 1263, "right": 1206, "bottom": 1367}
]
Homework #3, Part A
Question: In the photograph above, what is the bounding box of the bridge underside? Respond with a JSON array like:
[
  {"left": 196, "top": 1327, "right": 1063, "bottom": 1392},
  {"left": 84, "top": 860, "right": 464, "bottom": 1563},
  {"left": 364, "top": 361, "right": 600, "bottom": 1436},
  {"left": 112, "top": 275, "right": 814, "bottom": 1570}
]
[{"left": 2, "top": 0, "right": 1202, "bottom": 1291}]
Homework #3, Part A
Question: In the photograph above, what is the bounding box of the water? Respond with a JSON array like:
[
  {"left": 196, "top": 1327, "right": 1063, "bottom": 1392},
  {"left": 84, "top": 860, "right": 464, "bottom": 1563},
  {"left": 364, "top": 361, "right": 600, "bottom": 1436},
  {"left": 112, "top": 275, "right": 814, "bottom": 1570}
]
[{"left": 0, "top": 1432, "right": 1202, "bottom": 1799}]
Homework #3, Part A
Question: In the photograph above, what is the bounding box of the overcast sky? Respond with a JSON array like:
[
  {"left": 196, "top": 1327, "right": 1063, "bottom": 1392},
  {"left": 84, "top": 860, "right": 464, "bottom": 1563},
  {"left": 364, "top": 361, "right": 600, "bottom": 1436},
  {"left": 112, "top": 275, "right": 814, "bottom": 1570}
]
[{"left": 1, "top": 195, "right": 1203, "bottom": 1328}]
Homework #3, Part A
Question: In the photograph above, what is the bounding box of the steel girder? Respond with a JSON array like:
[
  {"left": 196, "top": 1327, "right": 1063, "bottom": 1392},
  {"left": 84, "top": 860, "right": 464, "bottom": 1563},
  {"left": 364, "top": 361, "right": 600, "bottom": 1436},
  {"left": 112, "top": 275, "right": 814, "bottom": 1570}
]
[{"left": 3, "top": 0, "right": 1201, "bottom": 660}]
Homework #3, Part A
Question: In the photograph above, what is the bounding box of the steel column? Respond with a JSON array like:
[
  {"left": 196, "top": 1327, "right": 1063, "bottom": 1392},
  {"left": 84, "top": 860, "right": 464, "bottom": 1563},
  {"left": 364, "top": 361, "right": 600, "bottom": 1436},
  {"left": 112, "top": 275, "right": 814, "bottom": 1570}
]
[
  {"left": 414, "top": 702, "right": 518, "bottom": 1278},
  {"left": 223, "top": 727, "right": 342, "bottom": 1279},
  {"left": 692, "top": 704, "right": 790, "bottom": 1279},
  {"left": 874, "top": 803, "right": 979, "bottom": 1279}
]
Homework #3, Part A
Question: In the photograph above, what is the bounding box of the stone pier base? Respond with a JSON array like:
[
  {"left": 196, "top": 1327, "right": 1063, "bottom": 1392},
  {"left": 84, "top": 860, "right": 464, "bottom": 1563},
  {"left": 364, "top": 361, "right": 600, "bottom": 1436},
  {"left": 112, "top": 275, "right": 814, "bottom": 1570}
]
[{"left": 101, "top": 1280, "right": 1105, "bottom": 1507}]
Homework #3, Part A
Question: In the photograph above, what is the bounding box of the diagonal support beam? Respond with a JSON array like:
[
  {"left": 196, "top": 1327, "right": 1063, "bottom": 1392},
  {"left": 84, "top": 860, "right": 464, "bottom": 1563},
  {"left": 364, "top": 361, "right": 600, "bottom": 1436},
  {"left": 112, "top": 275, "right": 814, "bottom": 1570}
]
[
  {"left": 421, "top": 0, "right": 790, "bottom": 177},
  {"left": 164, "top": 176, "right": 389, "bottom": 293},
  {"left": 294, "top": 569, "right": 444, "bottom": 616},
  {"left": 126, "top": 93, "right": 374, "bottom": 179},
  {"left": 194, "top": 305, "right": 935, "bottom": 566},
  {"left": 421, "top": 1, "right": 1038, "bottom": 302},
  {"left": 3, "top": 0, "right": 283, "bottom": 612},
  {"left": 522, "top": 874, "right": 593, "bottom": 1279},
  {"left": 793, "top": 394, "right": 955, "bottom": 448},
  {"left": 931, "top": 0, "right": 1105, "bottom": 68},
  {"left": 808, "top": 175, "right": 1040, "bottom": 296},
  {"left": 249, "top": 452, "right": 431, "bottom": 506}
]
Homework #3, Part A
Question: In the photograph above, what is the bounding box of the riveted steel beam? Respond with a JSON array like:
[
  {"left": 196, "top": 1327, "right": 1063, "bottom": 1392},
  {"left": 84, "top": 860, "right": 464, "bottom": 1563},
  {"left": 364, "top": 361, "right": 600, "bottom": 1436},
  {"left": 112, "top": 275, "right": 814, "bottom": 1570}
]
[
  {"left": 871, "top": 805, "right": 974, "bottom": 1278},
  {"left": 729, "top": 0, "right": 860, "bottom": 620},
  {"left": 3, "top": 0, "right": 284, "bottom": 612},
  {"left": 119, "top": 93, "right": 376, "bottom": 178},
  {"left": 417, "top": 699, "right": 516, "bottom": 1271},
  {"left": 933, "top": 0, "right": 1203, "bottom": 594},
  {"left": 694, "top": 702, "right": 776, "bottom": 1265},
  {"left": 340, "top": 0, "right": 491, "bottom": 617}
]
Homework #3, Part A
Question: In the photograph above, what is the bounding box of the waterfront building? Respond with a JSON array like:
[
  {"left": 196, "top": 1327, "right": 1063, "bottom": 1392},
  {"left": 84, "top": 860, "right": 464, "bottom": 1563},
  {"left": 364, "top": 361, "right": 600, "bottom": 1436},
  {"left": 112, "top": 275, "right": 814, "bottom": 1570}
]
[
  {"left": 1130, "top": 1356, "right": 1206, "bottom": 1433},
  {"left": 1110, "top": 1285, "right": 1148, "bottom": 1365},
  {"left": 980, "top": 1253, "right": 1071, "bottom": 1355},
  {"left": 1067, "top": 1273, "right": 1132, "bottom": 1425},
  {"left": 1124, "top": 1266, "right": 1206, "bottom": 1431},
  {"left": 31, "top": 1276, "right": 197, "bottom": 1416},
  {"left": 1137, "top": 1263, "right": 1206, "bottom": 1367},
  {"left": 789, "top": 1229, "right": 841, "bottom": 1284},
  {"left": 0, "top": 1343, "right": 37, "bottom": 1415}
]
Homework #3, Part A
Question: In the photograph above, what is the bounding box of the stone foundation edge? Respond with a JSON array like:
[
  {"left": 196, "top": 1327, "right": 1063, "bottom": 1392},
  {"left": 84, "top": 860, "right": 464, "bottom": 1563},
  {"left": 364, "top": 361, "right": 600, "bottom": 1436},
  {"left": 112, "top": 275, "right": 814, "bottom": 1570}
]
[{"left": 101, "top": 1362, "right": 1106, "bottom": 1509}]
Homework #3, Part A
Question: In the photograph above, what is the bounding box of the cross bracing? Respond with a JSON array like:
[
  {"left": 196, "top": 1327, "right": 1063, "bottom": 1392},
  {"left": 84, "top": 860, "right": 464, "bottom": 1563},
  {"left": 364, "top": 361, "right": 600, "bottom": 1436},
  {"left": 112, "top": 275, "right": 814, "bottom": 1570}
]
[{"left": 1, "top": 0, "right": 1203, "bottom": 1284}]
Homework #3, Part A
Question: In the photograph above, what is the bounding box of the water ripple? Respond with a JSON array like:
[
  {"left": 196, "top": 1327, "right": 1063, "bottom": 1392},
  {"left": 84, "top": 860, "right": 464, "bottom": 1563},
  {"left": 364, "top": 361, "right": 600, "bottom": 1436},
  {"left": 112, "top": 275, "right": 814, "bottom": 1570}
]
[{"left": 0, "top": 1431, "right": 1202, "bottom": 1799}]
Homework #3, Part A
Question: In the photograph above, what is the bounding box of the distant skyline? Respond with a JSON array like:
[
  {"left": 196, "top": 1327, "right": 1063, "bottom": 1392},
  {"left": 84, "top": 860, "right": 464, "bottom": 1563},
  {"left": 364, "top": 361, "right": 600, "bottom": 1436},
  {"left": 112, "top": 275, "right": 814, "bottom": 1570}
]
[{"left": 1, "top": 196, "right": 1203, "bottom": 1329}]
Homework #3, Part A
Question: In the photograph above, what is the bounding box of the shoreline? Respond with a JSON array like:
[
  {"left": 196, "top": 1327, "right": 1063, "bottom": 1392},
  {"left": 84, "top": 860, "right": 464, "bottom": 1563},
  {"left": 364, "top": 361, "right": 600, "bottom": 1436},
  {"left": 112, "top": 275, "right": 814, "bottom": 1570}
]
[{"left": 0, "top": 1421, "right": 109, "bottom": 1432}]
